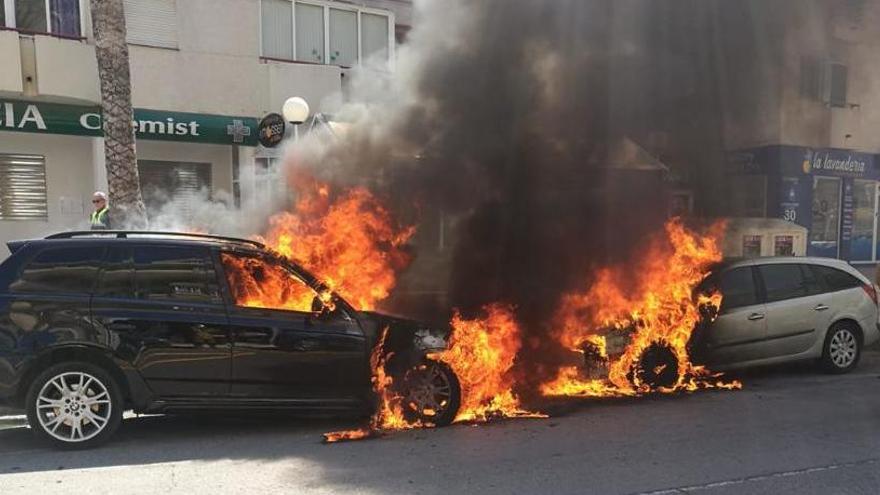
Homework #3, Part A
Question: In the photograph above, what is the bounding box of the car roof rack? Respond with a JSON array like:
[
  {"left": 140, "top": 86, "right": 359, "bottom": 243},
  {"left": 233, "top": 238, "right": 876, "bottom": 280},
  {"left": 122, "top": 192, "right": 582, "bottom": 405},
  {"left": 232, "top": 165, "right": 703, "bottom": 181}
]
[{"left": 44, "top": 231, "right": 265, "bottom": 249}]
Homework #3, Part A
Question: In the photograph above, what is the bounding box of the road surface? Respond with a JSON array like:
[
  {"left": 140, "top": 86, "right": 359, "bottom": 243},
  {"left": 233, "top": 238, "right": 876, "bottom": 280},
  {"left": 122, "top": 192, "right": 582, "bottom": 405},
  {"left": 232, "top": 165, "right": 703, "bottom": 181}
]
[{"left": 1, "top": 351, "right": 878, "bottom": 494}]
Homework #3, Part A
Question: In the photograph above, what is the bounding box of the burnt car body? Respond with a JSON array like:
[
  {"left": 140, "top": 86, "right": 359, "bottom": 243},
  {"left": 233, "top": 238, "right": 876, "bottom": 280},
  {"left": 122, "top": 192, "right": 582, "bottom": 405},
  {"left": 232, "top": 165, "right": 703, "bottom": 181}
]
[{"left": 0, "top": 231, "right": 459, "bottom": 448}]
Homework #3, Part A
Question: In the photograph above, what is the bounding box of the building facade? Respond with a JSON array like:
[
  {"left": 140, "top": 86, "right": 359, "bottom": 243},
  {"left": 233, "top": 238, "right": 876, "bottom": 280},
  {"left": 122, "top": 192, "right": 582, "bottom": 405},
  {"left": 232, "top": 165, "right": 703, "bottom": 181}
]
[
  {"left": 0, "top": 0, "right": 410, "bottom": 252},
  {"left": 721, "top": 0, "right": 880, "bottom": 269}
]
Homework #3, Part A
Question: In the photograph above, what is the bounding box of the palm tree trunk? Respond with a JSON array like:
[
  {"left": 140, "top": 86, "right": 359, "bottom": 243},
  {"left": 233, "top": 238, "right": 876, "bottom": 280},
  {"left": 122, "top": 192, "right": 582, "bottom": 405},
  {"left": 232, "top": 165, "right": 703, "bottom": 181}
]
[{"left": 90, "top": 0, "right": 147, "bottom": 229}]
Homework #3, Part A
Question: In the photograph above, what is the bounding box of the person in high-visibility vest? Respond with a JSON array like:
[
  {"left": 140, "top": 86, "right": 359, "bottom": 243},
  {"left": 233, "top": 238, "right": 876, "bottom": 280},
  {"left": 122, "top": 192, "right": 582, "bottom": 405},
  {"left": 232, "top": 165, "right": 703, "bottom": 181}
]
[{"left": 90, "top": 191, "right": 111, "bottom": 230}]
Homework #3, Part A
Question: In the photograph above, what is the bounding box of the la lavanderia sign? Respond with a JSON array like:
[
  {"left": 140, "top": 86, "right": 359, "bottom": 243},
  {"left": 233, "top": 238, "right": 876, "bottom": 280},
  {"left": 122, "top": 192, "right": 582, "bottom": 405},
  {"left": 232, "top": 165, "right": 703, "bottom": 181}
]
[{"left": 0, "top": 100, "right": 259, "bottom": 146}]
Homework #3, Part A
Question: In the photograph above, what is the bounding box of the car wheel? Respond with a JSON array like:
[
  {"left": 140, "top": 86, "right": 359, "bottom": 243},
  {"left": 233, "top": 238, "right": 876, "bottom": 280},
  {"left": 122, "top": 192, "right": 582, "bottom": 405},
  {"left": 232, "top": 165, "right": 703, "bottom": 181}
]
[
  {"left": 821, "top": 323, "right": 862, "bottom": 374},
  {"left": 631, "top": 341, "right": 680, "bottom": 390},
  {"left": 399, "top": 360, "right": 461, "bottom": 427},
  {"left": 25, "top": 362, "right": 123, "bottom": 449}
]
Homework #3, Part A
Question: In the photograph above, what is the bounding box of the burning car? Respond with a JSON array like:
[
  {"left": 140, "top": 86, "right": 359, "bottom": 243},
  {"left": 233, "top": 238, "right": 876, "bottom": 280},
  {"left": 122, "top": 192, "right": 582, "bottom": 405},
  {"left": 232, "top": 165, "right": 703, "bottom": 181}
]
[{"left": 0, "top": 231, "right": 460, "bottom": 449}]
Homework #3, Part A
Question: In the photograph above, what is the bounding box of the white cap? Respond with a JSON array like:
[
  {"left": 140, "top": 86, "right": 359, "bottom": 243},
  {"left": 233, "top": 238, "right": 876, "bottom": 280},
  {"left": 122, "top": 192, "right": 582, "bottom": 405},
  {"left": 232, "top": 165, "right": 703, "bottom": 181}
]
[{"left": 93, "top": 191, "right": 107, "bottom": 200}]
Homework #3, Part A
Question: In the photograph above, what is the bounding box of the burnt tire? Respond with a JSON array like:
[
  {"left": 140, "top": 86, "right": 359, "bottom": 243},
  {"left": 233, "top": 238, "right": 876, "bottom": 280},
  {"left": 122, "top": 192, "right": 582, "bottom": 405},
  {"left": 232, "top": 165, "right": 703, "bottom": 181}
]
[
  {"left": 632, "top": 342, "right": 679, "bottom": 390},
  {"left": 820, "top": 322, "right": 862, "bottom": 374},
  {"left": 399, "top": 360, "right": 461, "bottom": 427},
  {"left": 25, "top": 361, "right": 123, "bottom": 450}
]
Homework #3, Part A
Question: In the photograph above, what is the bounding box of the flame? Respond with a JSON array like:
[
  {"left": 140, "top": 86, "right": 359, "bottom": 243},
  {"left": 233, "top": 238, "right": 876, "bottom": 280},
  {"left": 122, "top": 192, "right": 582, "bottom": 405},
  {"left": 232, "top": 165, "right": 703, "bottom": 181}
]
[
  {"left": 259, "top": 178, "right": 414, "bottom": 311},
  {"left": 432, "top": 304, "right": 544, "bottom": 422},
  {"left": 220, "top": 253, "right": 317, "bottom": 311},
  {"left": 324, "top": 327, "right": 422, "bottom": 443},
  {"left": 542, "top": 218, "right": 741, "bottom": 397}
]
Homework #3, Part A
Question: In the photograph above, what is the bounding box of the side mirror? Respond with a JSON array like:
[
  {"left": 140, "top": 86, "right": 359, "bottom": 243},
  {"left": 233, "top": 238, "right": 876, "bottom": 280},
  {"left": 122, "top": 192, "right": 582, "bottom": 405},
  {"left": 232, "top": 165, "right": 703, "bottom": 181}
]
[{"left": 311, "top": 295, "right": 326, "bottom": 314}]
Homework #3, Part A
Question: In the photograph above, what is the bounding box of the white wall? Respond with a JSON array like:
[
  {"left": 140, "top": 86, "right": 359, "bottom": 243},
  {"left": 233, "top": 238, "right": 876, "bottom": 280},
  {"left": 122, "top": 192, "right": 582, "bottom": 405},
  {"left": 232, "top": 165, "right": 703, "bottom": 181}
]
[
  {"left": 0, "top": 31, "right": 23, "bottom": 95},
  {"left": 0, "top": 132, "right": 97, "bottom": 248}
]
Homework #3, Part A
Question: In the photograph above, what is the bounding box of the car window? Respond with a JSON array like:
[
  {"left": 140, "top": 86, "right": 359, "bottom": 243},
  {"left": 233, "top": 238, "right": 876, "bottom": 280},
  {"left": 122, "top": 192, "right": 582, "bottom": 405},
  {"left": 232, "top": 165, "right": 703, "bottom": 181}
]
[
  {"left": 97, "top": 246, "right": 135, "bottom": 298},
  {"left": 719, "top": 267, "right": 758, "bottom": 311},
  {"left": 758, "top": 264, "right": 808, "bottom": 303},
  {"left": 9, "top": 246, "right": 103, "bottom": 295},
  {"left": 133, "top": 246, "right": 221, "bottom": 303},
  {"left": 220, "top": 252, "right": 318, "bottom": 312},
  {"left": 809, "top": 265, "right": 862, "bottom": 292},
  {"left": 798, "top": 264, "right": 824, "bottom": 296}
]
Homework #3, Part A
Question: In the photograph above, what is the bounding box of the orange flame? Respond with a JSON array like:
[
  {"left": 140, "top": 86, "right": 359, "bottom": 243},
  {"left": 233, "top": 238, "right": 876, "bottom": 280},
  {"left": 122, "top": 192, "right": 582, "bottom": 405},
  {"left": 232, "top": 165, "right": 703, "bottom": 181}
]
[
  {"left": 541, "top": 218, "right": 741, "bottom": 397},
  {"left": 260, "top": 178, "right": 414, "bottom": 311},
  {"left": 324, "top": 327, "right": 422, "bottom": 443},
  {"left": 432, "top": 304, "right": 545, "bottom": 422}
]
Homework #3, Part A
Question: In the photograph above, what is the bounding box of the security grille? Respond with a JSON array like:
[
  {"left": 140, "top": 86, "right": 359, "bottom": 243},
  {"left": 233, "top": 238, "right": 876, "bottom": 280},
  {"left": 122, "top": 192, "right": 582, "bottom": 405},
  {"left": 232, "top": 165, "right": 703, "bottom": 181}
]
[
  {"left": 0, "top": 154, "right": 48, "bottom": 220},
  {"left": 138, "top": 160, "right": 211, "bottom": 223}
]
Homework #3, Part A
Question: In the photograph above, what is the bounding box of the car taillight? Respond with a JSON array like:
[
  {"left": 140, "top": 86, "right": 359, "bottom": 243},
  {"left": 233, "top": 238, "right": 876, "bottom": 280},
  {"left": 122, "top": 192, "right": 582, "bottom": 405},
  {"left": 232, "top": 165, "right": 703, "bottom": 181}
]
[{"left": 861, "top": 283, "right": 878, "bottom": 306}]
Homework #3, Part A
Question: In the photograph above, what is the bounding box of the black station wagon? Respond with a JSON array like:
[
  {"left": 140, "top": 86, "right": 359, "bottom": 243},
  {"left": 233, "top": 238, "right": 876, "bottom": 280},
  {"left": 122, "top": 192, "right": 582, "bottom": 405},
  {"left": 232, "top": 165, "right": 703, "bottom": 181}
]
[{"left": 0, "top": 231, "right": 460, "bottom": 448}]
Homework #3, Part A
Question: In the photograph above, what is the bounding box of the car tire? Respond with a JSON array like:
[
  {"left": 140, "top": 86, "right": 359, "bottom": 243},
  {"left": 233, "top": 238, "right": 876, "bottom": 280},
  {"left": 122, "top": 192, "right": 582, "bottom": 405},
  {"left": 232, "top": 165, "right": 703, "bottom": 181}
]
[
  {"left": 631, "top": 341, "right": 680, "bottom": 390},
  {"left": 820, "top": 322, "right": 862, "bottom": 374},
  {"left": 25, "top": 361, "right": 123, "bottom": 449},
  {"left": 399, "top": 360, "right": 461, "bottom": 427}
]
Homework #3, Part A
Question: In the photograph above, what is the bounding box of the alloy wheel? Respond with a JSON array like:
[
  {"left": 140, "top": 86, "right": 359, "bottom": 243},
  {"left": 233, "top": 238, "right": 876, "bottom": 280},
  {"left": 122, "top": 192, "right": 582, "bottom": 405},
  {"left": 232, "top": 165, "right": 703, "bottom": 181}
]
[
  {"left": 829, "top": 329, "right": 858, "bottom": 369},
  {"left": 404, "top": 362, "right": 453, "bottom": 419},
  {"left": 35, "top": 372, "right": 113, "bottom": 443}
]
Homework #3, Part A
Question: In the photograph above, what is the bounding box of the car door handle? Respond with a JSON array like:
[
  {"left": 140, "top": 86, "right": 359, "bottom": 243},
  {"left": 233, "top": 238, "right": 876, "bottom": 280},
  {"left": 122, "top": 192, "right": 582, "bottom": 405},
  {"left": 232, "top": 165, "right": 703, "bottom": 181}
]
[
  {"left": 814, "top": 304, "right": 830, "bottom": 311},
  {"left": 747, "top": 313, "right": 765, "bottom": 321}
]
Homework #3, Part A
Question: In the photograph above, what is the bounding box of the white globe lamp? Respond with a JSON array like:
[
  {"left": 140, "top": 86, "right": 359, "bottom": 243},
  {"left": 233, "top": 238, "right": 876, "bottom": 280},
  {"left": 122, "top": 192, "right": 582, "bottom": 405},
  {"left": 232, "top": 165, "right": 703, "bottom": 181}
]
[{"left": 283, "top": 97, "right": 310, "bottom": 125}]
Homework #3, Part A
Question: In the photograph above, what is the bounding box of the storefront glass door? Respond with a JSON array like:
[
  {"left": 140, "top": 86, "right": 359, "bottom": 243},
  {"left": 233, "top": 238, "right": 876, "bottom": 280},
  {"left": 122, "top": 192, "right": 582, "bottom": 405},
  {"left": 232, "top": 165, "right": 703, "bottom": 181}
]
[
  {"left": 810, "top": 176, "right": 841, "bottom": 258},
  {"left": 851, "top": 179, "right": 877, "bottom": 261}
]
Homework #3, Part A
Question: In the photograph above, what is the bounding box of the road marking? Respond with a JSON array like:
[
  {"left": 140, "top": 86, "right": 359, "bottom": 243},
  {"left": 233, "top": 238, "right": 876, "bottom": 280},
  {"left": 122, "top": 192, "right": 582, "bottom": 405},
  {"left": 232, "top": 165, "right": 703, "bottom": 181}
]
[{"left": 633, "top": 457, "right": 880, "bottom": 494}]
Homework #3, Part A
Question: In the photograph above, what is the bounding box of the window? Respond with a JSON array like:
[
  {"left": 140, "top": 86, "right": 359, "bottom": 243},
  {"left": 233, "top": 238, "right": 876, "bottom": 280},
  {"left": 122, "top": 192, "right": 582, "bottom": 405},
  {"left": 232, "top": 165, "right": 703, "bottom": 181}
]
[
  {"left": 260, "top": 0, "right": 392, "bottom": 67},
  {"left": 123, "top": 0, "right": 178, "bottom": 49},
  {"left": 362, "top": 12, "right": 390, "bottom": 63},
  {"left": 742, "top": 235, "right": 762, "bottom": 258},
  {"left": 758, "top": 264, "right": 808, "bottom": 303},
  {"left": 727, "top": 175, "right": 766, "bottom": 217},
  {"left": 798, "top": 264, "right": 824, "bottom": 295},
  {"left": 800, "top": 57, "right": 822, "bottom": 100},
  {"left": 10, "top": 247, "right": 103, "bottom": 294},
  {"left": 809, "top": 265, "right": 861, "bottom": 292},
  {"left": 810, "top": 176, "right": 840, "bottom": 257},
  {"left": 850, "top": 179, "right": 875, "bottom": 261},
  {"left": 774, "top": 236, "right": 794, "bottom": 256},
  {"left": 138, "top": 160, "right": 212, "bottom": 224},
  {"left": 719, "top": 267, "right": 758, "bottom": 311},
  {"left": 133, "top": 246, "right": 220, "bottom": 303},
  {"left": 0, "top": 154, "right": 48, "bottom": 220},
  {"left": 828, "top": 63, "right": 848, "bottom": 108},
  {"left": 98, "top": 247, "right": 135, "bottom": 298},
  {"left": 6, "top": 0, "right": 81, "bottom": 37},
  {"left": 261, "top": 0, "right": 293, "bottom": 60},
  {"left": 221, "top": 253, "right": 317, "bottom": 312},
  {"left": 329, "top": 8, "right": 357, "bottom": 66},
  {"left": 296, "top": 2, "right": 324, "bottom": 63}
]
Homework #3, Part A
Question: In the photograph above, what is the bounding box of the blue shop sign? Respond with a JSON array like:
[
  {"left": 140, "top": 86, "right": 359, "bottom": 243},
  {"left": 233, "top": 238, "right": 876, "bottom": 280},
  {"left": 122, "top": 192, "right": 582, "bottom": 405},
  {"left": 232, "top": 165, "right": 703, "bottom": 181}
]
[{"left": 728, "top": 145, "right": 880, "bottom": 261}]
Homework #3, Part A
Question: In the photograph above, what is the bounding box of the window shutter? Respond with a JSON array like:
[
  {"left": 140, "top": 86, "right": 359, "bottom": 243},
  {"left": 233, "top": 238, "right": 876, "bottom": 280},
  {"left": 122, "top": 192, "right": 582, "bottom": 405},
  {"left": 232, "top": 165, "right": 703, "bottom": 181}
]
[
  {"left": 123, "top": 0, "right": 178, "bottom": 49},
  {"left": 829, "top": 63, "right": 848, "bottom": 108},
  {"left": 0, "top": 154, "right": 48, "bottom": 220},
  {"left": 261, "top": 0, "right": 293, "bottom": 59},
  {"left": 295, "top": 3, "right": 324, "bottom": 63}
]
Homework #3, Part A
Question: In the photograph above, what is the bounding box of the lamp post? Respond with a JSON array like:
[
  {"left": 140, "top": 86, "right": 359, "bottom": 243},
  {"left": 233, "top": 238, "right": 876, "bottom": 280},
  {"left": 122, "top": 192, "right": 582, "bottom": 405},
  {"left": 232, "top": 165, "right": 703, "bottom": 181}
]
[{"left": 282, "top": 96, "right": 310, "bottom": 141}]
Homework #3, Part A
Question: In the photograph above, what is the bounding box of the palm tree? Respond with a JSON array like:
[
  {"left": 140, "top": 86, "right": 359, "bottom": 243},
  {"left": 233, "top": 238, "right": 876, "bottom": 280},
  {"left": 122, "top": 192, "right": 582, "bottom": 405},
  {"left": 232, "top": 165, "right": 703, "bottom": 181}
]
[{"left": 89, "top": 0, "right": 147, "bottom": 229}]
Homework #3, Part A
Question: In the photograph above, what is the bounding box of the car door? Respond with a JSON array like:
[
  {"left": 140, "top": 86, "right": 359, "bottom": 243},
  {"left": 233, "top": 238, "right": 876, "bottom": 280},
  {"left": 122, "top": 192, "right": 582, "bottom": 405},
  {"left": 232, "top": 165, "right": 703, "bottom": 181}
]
[
  {"left": 755, "top": 263, "right": 833, "bottom": 358},
  {"left": 218, "top": 251, "right": 368, "bottom": 402},
  {"left": 91, "top": 244, "right": 232, "bottom": 398},
  {"left": 704, "top": 265, "right": 770, "bottom": 366}
]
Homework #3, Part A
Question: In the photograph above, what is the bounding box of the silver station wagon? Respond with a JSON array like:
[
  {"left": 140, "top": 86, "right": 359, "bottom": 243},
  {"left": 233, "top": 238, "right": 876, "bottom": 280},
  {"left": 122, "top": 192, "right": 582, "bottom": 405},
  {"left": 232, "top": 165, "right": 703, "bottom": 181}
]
[{"left": 698, "top": 257, "right": 880, "bottom": 373}]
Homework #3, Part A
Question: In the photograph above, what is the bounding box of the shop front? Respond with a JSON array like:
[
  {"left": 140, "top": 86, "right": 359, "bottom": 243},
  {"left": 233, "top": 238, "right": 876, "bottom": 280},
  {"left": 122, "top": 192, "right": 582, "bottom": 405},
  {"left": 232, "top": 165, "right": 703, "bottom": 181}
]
[
  {"left": 0, "top": 98, "right": 259, "bottom": 253},
  {"left": 727, "top": 145, "right": 880, "bottom": 263}
]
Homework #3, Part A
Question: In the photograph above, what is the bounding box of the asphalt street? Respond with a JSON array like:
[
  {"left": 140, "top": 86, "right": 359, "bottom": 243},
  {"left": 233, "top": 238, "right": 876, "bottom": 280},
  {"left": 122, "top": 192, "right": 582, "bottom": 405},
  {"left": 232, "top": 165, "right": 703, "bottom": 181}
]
[{"left": 0, "top": 352, "right": 878, "bottom": 495}]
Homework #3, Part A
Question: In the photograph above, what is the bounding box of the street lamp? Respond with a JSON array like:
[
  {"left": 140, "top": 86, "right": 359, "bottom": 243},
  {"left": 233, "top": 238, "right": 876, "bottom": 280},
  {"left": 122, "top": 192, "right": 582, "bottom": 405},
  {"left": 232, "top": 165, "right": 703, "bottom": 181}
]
[{"left": 283, "top": 96, "right": 310, "bottom": 141}]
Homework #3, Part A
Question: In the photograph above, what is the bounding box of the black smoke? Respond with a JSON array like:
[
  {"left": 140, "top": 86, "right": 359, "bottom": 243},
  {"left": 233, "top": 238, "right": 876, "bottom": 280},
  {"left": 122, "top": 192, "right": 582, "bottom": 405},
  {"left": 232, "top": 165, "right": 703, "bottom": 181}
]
[{"left": 292, "top": 0, "right": 810, "bottom": 388}]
